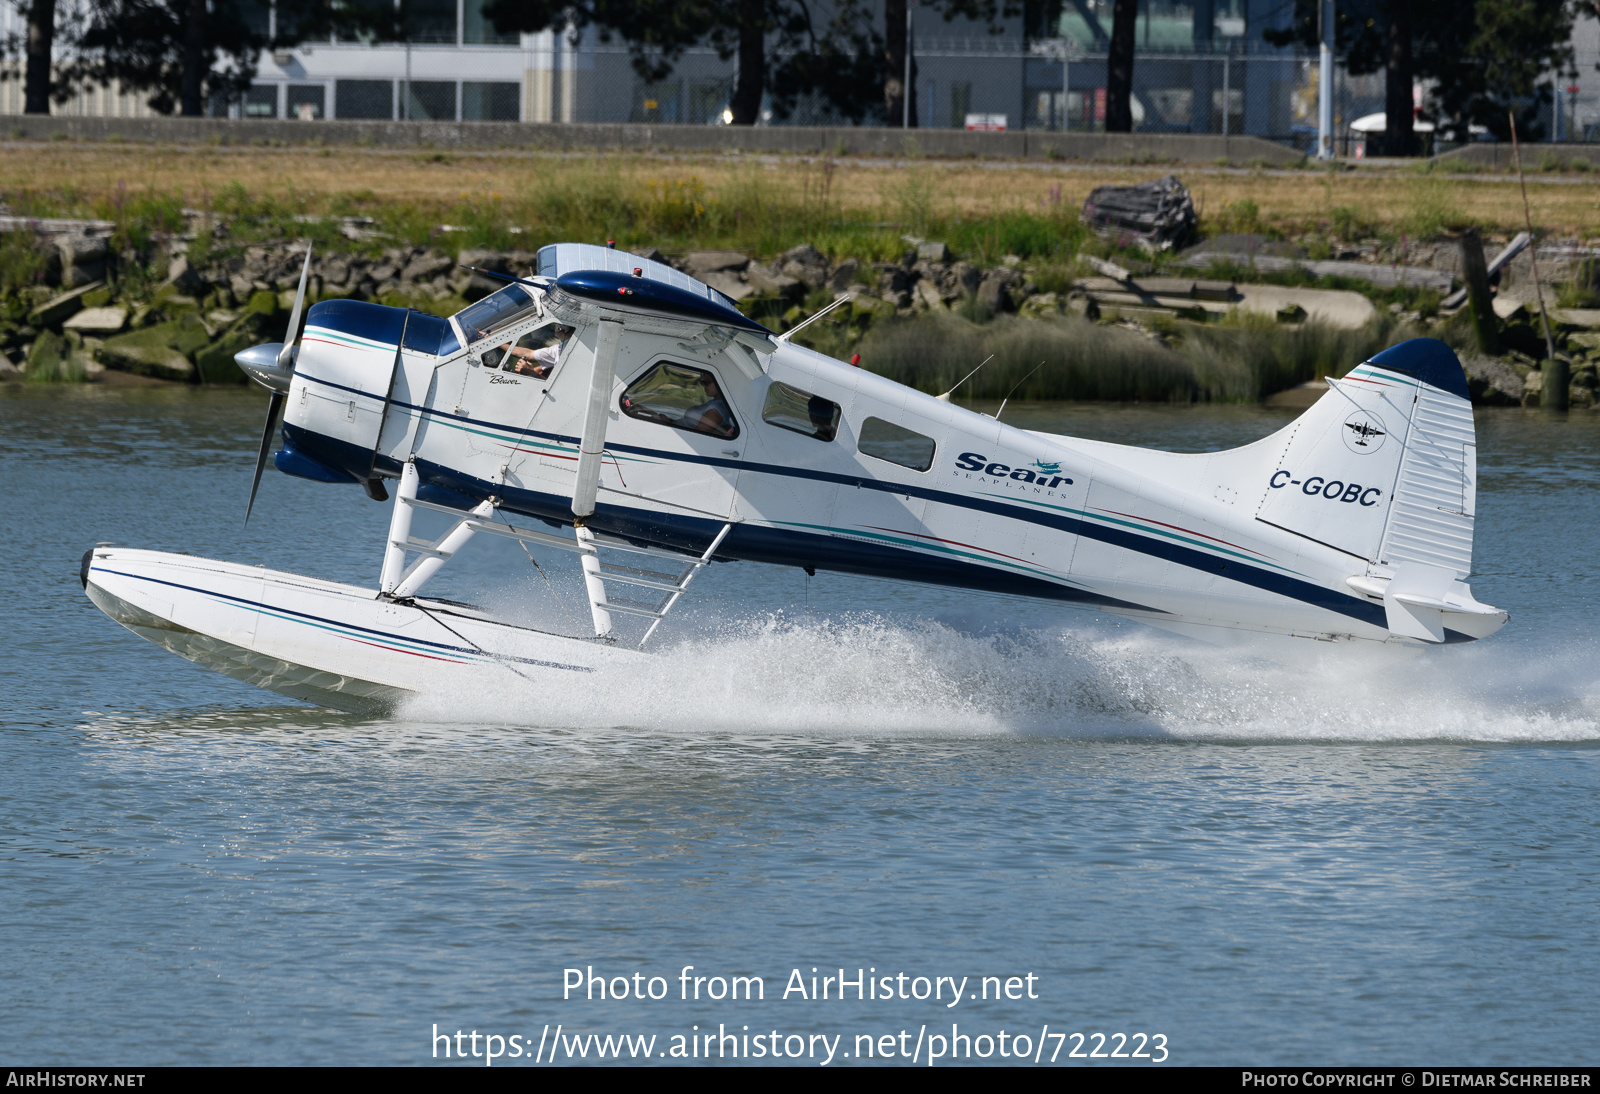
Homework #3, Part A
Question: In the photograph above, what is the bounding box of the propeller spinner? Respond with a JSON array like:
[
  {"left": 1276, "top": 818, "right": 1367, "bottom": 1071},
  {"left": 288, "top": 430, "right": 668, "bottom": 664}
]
[{"left": 240, "top": 244, "right": 314, "bottom": 525}]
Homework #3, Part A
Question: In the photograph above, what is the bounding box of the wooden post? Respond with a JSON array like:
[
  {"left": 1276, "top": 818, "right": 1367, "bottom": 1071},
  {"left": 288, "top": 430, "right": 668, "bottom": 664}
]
[
  {"left": 1459, "top": 228, "right": 1498, "bottom": 356},
  {"left": 1543, "top": 354, "right": 1571, "bottom": 412}
]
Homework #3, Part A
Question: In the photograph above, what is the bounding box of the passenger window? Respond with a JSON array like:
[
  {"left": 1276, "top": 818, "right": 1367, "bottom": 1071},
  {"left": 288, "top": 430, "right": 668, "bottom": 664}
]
[
  {"left": 762, "top": 381, "right": 840, "bottom": 442},
  {"left": 858, "top": 416, "right": 935, "bottom": 472},
  {"left": 620, "top": 362, "right": 740, "bottom": 440},
  {"left": 454, "top": 284, "right": 538, "bottom": 344}
]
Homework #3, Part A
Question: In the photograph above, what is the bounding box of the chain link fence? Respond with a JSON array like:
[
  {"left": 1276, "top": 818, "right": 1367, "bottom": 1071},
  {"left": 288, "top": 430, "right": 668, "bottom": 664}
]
[{"left": 590, "top": 39, "right": 1397, "bottom": 153}]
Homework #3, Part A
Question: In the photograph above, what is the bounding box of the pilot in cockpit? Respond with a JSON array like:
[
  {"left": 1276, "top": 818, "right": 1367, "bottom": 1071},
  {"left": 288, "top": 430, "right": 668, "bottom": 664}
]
[
  {"left": 485, "top": 325, "right": 572, "bottom": 380},
  {"left": 680, "top": 375, "right": 734, "bottom": 435}
]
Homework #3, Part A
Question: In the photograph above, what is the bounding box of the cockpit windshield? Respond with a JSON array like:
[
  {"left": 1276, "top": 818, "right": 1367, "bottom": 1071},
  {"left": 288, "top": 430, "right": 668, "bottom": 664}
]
[{"left": 454, "top": 284, "right": 539, "bottom": 344}]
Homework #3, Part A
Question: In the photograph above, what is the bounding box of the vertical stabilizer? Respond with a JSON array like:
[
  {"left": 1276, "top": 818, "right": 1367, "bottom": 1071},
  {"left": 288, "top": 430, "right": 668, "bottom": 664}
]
[{"left": 1254, "top": 338, "right": 1476, "bottom": 580}]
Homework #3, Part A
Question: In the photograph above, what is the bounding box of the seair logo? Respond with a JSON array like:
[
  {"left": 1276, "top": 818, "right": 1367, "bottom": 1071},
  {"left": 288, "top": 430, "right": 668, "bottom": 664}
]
[
  {"left": 956, "top": 452, "right": 1074, "bottom": 488},
  {"left": 1341, "top": 411, "right": 1388, "bottom": 454},
  {"left": 1270, "top": 471, "right": 1383, "bottom": 506}
]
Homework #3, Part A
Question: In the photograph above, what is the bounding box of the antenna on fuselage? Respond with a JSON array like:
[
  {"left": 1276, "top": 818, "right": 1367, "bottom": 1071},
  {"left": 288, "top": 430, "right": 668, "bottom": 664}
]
[
  {"left": 994, "top": 362, "right": 1045, "bottom": 422},
  {"left": 776, "top": 292, "right": 854, "bottom": 343},
  {"left": 936, "top": 354, "right": 994, "bottom": 402}
]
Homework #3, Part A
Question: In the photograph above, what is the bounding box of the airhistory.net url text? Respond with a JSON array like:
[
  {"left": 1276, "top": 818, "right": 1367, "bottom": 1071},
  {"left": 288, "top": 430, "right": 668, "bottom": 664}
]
[{"left": 431, "top": 1023, "right": 1169, "bottom": 1065}]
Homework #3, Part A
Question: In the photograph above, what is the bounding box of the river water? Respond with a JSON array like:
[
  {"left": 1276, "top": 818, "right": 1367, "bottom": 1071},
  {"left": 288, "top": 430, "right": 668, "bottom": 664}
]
[{"left": 3, "top": 386, "right": 1598, "bottom": 1066}]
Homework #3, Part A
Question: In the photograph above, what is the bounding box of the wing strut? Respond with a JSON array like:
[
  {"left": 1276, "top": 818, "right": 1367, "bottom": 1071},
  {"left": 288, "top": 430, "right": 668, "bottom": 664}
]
[
  {"left": 377, "top": 319, "right": 728, "bottom": 643},
  {"left": 570, "top": 319, "right": 624, "bottom": 637},
  {"left": 571, "top": 319, "right": 622, "bottom": 522}
]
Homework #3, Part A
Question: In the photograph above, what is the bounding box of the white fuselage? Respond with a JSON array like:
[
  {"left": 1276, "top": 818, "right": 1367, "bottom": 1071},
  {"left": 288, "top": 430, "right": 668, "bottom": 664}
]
[{"left": 280, "top": 302, "right": 1500, "bottom": 647}]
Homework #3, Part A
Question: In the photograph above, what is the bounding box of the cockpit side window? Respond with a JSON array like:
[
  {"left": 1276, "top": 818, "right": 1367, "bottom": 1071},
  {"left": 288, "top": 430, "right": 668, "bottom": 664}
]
[
  {"left": 762, "top": 381, "right": 840, "bottom": 442},
  {"left": 620, "top": 361, "right": 740, "bottom": 440},
  {"left": 454, "top": 285, "right": 538, "bottom": 345},
  {"left": 484, "top": 328, "right": 566, "bottom": 378}
]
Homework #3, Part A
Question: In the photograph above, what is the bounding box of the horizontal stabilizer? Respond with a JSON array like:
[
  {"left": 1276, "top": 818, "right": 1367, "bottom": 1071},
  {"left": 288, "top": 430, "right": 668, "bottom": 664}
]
[
  {"left": 1350, "top": 562, "right": 1505, "bottom": 643},
  {"left": 1382, "top": 562, "right": 1455, "bottom": 642}
]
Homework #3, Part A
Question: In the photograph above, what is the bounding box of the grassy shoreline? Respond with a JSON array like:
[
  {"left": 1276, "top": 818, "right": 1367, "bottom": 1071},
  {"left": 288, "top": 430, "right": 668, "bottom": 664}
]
[{"left": 2, "top": 144, "right": 1597, "bottom": 259}]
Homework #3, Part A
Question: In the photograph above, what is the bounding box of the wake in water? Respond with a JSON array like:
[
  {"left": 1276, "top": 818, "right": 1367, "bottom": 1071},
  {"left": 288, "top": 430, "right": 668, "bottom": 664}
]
[{"left": 398, "top": 609, "right": 1600, "bottom": 743}]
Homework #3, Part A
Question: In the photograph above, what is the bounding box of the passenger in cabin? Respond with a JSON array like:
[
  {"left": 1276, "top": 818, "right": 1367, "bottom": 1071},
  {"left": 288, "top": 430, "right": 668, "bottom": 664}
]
[
  {"left": 807, "top": 394, "right": 838, "bottom": 441},
  {"left": 680, "top": 375, "right": 734, "bottom": 436}
]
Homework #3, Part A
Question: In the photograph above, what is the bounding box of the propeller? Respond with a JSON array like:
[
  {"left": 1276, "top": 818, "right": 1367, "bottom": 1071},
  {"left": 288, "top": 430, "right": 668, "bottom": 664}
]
[{"left": 244, "top": 243, "right": 314, "bottom": 525}]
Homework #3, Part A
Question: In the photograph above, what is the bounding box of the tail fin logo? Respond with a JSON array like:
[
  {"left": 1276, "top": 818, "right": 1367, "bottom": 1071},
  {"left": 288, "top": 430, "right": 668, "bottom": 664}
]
[{"left": 1342, "top": 412, "right": 1388, "bottom": 454}]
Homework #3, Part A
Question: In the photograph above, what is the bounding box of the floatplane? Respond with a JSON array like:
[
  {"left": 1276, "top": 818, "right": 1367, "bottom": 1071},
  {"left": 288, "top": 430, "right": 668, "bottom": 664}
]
[{"left": 82, "top": 243, "right": 1506, "bottom": 712}]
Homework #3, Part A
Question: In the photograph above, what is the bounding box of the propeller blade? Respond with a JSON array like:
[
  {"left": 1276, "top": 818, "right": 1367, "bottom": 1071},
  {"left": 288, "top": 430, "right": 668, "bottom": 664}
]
[
  {"left": 244, "top": 390, "right": 287, "bottom": 527},
  {"left": 277, "top": 243, "right": 315, "bottom": 372},
  {"left": 245, "top": 244, "right": 309, "bottom": 525}
]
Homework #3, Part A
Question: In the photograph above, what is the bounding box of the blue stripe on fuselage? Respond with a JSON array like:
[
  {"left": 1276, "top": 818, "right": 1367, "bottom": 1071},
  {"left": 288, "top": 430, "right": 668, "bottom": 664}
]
[{"left": 284, "top": 374, "right": 1389, "bottom": 630}]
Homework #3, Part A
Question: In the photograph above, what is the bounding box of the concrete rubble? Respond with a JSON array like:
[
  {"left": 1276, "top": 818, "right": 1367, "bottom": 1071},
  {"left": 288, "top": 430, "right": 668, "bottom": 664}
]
[{"left": 1174, "top": 233, "right": 1454, "bottom": 292}]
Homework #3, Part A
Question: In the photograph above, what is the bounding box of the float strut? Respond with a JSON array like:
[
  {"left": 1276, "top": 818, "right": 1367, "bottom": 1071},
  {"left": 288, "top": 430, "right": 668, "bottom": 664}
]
[
  {"left": 391, "top": 499, "right": 495, "bottom": 600},
  {"left": 379, "top": 460, "right": 419, "bottom": 595},
  {"left": 576, "top": 524, "right": 613, "bottom": 638}
]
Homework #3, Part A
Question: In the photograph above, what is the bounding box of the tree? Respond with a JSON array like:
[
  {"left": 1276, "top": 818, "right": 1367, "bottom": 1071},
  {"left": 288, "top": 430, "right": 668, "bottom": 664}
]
[
  {"left": 1104, "top": 0, "right": 1136, "bottom": 132},
  {"left": 729, "top": 0, "right": 767, "bottom": 123},
  {"left": 705, "top": 0, "right": 819, "bottom": 125},
  {"left": 23, "top": 0, "right": 55, "bottom": 114},
  {"left": 64, "top": 0, "right": 259, "bottom": 116},
  {"left": 766, "top": 7, "right": 886, "bottom": 124},
  {"left": 1430, "top": 0, "right": 1576, "bottom": 142},
  {"left": 485, "top": 0, "right": 1016, "bottom": 129},
  {"left": 888, "top": 0, "right": 1022, "bottom": 128},
  {"left": 1264, "top": 0, "right": 1576, "bottom": 151},
  {"left": 1, "top": 0, "right": 63, "bottom": 113},
  {"left": 883, "top": 0, "right": 911, "bottom": 125},
  {"left": 486, "top": 0, "right": 792, "bottom": 125},
  {"left": 57, "top": 0, "right": 369, "bottom": 117}
]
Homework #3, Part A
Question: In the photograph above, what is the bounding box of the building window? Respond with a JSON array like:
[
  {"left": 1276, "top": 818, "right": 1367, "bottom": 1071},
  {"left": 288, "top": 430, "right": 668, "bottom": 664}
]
[
  {"left": 949, "top": 82, "right": 971, "bottom": 129},
  {"left": 463, "top": 0, "right": 518, "bottom": 45},
  {"left": 287, "top": 83, "right": 325, "bottom": 120},
  {"left": 245, "top": 84, "right": 278, "bottom": 119},
  {"left": 337, "top": 79, "right": 394, "bottom": 120},
  {"left": 404, "top": 0, "right": 458, "bottom": 43},
  {"left": 241, "top": 0, "right": 270, "bottom": 37},
  {"left": 1215, "top": 0, "right": 1246, "bottom": 37},
  {"left": 463, "top": 81, "right": 519, "bottom": 121},
  {"left": 405, "top": 80, "right": 457, "bottom": 120},
  {"left": 632, "top": 81, "right": 681, "bottom": 124},
  {"left": 1211, "top": 87, "right": 1243, "bottom": 134},
  {"left": 1148, "top": 88, "right": 1193, "bottom": 127},
  {"left": 688, "top": 80, "right": 730, "bottom": 125}
]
